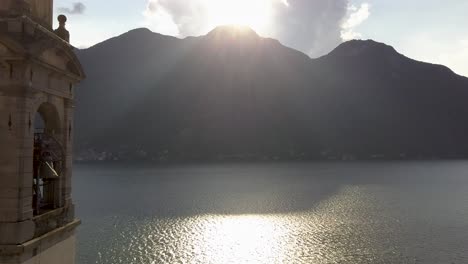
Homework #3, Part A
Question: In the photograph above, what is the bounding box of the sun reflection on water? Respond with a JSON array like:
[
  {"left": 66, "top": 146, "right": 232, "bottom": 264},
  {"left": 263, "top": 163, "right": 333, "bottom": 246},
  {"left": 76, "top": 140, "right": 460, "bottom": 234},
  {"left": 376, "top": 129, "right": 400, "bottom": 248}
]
[
  {"left": 85, "top": 186, "right": 385, "bottom": 264},
  {"left": 196, "top": 215, "right": 289, "bottom": 264}
]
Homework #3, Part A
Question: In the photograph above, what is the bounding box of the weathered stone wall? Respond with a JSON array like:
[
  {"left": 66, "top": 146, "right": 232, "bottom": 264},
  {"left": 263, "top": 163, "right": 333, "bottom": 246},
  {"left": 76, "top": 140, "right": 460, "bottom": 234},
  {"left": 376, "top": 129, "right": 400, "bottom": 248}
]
[
  {"left": 0, "top": 1, "right": 53, "bottom": 29},
  {"left": 25, "top": 0, "right": 53, "bottom": 29},
  {"left": 0, "top": 55, "right": 75, "bottom": 239},
  {"left": 0, "top": 221, "right": 79, "bottom": 264},
  {"left": 0, "top": 60, "right": 35, "bottom": 225},
  {"left": 22, "top": 235, "right": 76, "bottom": 264},
  {"left": 0, "top": 0, "right": 13, "bottom": 12},
  {"left": 1, "top": 16, "right": 83, "bottom": 264}
]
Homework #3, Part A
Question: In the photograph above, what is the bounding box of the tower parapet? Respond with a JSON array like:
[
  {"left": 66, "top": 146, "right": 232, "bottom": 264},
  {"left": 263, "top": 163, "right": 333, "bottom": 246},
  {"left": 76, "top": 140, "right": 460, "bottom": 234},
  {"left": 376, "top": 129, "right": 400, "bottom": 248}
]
[{"left": 0, "top": 0, "right": 53, "bottom": 29}]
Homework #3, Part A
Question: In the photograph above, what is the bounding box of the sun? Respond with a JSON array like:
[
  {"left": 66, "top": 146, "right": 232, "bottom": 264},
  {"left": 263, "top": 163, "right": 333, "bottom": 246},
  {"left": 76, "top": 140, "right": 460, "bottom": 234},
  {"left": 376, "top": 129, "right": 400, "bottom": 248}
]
[
  {"left": 145, "top": 0, "right": 289, "bottom": 37},
  {"left": 204, "top": 0, "right": 275, "bottom": 34}
]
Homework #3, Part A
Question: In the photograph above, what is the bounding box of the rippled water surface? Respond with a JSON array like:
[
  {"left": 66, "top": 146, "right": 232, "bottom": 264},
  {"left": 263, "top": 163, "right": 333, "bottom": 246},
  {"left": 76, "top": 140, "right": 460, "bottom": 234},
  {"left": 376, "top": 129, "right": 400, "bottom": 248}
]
[{"left": 74, "top": 161, "right": 468, "bottom": 264}]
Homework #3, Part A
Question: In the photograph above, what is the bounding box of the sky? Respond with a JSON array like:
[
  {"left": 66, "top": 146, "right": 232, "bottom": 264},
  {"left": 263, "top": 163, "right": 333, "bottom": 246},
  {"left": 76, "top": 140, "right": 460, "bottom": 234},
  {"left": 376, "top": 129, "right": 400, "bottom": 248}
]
[{"left": 54, "top": 0, "right": 468, "bottom": 77}]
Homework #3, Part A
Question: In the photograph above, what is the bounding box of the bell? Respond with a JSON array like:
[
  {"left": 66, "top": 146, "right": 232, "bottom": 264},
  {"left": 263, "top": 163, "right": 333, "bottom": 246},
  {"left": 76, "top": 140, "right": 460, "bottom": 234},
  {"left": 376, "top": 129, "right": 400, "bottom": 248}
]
[{"left": 39, "top": 161, "right": 59, "bottom": 179}]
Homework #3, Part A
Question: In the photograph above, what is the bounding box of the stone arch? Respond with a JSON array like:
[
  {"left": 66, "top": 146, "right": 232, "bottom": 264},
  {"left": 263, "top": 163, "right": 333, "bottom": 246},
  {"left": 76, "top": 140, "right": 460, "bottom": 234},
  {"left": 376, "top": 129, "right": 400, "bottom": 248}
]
[
  {"left": 32, "top": 100, "right": 64, "bottom": 215},
  {"left": 32, "top": 94, "right": 65, "bottom": 137},
  {"left": 35, "top": 102, "right": 61, "bottom": 135}
]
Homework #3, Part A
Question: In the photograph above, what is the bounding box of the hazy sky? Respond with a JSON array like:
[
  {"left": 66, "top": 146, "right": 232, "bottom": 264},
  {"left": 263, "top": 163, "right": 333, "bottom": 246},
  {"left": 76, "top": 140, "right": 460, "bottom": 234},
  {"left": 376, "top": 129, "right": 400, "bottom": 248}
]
[{"left": 55, "top": 0, "right": 468, "bottom": 77}]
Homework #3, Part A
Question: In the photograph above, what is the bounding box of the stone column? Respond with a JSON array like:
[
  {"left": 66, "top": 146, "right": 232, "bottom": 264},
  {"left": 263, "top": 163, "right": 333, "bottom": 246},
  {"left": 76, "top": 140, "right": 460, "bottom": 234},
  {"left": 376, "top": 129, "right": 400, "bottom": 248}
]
[
  {"left": 14, "top": 93, "right": 35, "bottom": 222},
  {"left": 0, "top": 94, "right": 22, "bottom": 223},
  {"left": 62, "top": 98, "right": 74, "bottom": 207},
  {"left": 0, "top": 87, "right": 36, "bottom": 244}
]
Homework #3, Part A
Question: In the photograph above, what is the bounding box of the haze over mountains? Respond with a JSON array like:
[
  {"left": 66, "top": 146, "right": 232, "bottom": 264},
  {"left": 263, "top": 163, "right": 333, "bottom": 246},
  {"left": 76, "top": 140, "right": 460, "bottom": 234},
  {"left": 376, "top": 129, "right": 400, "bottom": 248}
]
[{"left": 75, "top": 26, "right": 468, "bottom": 161}]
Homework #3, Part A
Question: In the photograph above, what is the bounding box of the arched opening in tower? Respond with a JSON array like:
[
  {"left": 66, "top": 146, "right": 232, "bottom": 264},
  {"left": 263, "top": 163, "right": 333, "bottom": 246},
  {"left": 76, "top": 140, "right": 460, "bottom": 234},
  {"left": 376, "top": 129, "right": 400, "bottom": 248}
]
[{"left": 32, "top": 103, "right": 63, "bottom": 216}]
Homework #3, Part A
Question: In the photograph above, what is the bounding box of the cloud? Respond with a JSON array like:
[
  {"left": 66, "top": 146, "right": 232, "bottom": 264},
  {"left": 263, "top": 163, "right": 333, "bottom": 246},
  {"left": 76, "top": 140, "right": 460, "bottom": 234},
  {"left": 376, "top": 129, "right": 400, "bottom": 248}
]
[
  {"left": 58, "top": 2, "right": 86, "bottom": 15},
  {"left": 145, "top": 0, "right": 223, "bottom": 37},
  {"left": 341, "top": 3, "right": 370, "bottom": 41},
  {"left": 143, "top": 1, "right": 180, "bottom": 36},
  {"left": 271, "top": 0, "right": 349, "bottom": 57},
  {"left": 143, "top": 0, "right": 367, "bottom": 57}
]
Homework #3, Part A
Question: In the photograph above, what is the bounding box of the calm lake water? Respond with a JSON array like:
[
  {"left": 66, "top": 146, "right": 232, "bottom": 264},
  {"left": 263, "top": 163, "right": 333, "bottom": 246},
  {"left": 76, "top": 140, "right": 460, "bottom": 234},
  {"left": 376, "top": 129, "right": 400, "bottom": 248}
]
[{"left": 74, "top": 161, "right": 468, "bottom": 264}]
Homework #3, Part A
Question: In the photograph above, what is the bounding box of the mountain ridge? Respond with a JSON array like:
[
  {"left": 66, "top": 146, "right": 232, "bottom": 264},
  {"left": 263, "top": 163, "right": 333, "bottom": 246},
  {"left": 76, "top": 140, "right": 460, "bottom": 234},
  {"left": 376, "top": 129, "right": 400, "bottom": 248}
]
[
  {"left": 74, "top": 27, "right": 468, "bottom": 161},
  {"left": 81, "top": 27, "right": 467, "bottom": 79}
]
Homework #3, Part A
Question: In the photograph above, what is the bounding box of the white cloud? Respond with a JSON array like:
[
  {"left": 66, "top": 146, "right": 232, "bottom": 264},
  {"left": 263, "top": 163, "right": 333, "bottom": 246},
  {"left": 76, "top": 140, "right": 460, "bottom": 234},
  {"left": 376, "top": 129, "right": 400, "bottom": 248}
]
[
  {"left": 143, "top": 1, "right": 180, "bottom": 36},
  {"left": 144, "top": 0, "right": 212, "bottom": 37},
  {"left": 272, "top": 0, "right": 349, "bottom": 57},
  {"left": 341, "top": 3, "right": 370, "bottom": 41},
  {"left": 143, "top": 0, "right": 352, "bottom": 57},
  {"left": 58, "top": 2, "right": 86, "bottom": 15},
  {"left": 143, "top": 0, "right": 285, "bottom": 37}
]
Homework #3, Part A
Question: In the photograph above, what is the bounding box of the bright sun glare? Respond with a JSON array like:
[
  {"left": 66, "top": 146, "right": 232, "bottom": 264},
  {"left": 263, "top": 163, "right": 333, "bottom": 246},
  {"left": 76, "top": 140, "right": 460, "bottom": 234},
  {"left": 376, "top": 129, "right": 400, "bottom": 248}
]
[{"left": 205, "top": 0, "right": 277, "bottom": 33}]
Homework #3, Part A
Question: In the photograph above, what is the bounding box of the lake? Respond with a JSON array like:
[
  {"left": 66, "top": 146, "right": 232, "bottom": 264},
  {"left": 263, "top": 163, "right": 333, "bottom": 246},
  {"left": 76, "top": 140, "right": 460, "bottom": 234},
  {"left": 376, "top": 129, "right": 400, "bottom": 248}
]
[{"left": 74, "top": 161, "right": 468, "bottom": 264}]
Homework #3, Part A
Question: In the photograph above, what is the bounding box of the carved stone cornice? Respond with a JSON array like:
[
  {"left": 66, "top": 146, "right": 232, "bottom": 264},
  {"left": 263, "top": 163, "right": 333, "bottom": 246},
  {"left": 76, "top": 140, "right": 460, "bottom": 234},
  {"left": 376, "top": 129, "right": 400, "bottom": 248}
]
[{"left": 0, "top": 16, "right": 85, "bottom": 81}]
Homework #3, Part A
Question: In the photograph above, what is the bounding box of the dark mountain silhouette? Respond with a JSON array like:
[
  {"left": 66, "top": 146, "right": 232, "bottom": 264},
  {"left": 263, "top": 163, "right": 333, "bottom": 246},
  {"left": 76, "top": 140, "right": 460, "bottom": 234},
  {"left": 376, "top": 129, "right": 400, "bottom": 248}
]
[{"left": 75, "top": 26, "right": 468, "bottom": 161}]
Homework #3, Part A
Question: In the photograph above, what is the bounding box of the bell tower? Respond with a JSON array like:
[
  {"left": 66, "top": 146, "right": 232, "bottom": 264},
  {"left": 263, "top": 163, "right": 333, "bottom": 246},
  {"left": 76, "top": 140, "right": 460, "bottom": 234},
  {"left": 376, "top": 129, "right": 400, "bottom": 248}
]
[
  {"left": 25, "top": 0, "right": 54, "bottom": 29},
  {"left": 0, "top": 1, "right": 85, "bottom": 263}
]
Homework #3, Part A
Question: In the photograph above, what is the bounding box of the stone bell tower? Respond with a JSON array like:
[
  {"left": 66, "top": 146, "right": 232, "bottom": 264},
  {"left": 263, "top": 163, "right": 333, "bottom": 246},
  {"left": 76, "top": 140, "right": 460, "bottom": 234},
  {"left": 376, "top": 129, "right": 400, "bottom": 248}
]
[{"left": 0, "top": 0, "right": 85, "bottom": 263}]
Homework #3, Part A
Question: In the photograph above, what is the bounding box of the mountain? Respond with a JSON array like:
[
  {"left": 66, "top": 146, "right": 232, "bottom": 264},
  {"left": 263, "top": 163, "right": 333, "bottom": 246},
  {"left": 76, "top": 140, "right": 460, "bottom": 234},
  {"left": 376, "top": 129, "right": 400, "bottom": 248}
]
[{"left": 74, "top": 26, "right": 468, "bottom": 161}]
